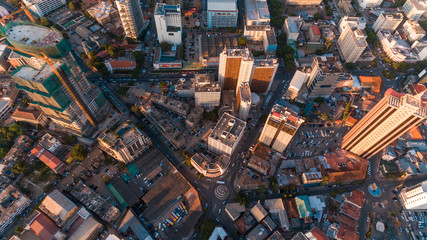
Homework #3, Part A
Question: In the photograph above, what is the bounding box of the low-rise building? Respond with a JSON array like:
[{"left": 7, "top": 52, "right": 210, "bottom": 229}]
[
  {"left": 39, "top": 190, "right": 79, "bottom": 228},
  {"left": 31, "top": 146, "right": 66, "bottom": 174},
  {"left": 11, "top": 107, "right": 48, "bottom": 126},
  {"left": 377, "top": 30, "right": 418, "bottom": 62},
  {"left": 39, "top": 133, "right": 62, "bottom": 153},
  {"left": 186, "top": 106, "right": 204, "bottom": 129},
  {"left": 301, "top": 172, "right": 323, "bottom": 186},
  {"left": 208, "top": 112, "right": 246, "bottom": 156},
  {"left": 286, "top": 0, "right": 321, "bottom": 5},
  {"left": 309, "top": 26, "right": 321, "bottom": 42},
  {"left": 151, "top": 92, "right": 190, "bottom": 116},
  {"left": 357, "top": 0, "right": 383, "bottom": 9},
  {"left": 0, "top": 98, "right": 11, "bottom": 120},
  {"left": 403, "top": 20, "right": 426, "bottom": 42},
  {"left": 98, "top": 122, "right": 152, "bottom": 164},
  {"left": 87, "top": 1, "right": 119, "bottom": 25},
  {"left": 207, "top": 0, "right": 238, "bottom": 28},
  {"left": 28, "top": 211, "right": 66, "bottom": 240},
  {"left": 0, "top": 186, "right": 31, "bottom": 234},
  {"left": 284, "top": 17, "right": 303, "bottom": 42},
  {"left": 153, "top": 45, "right": 182, "bottom": 70},
  {"left": 285, "top": 70, "right": 309, "bottom": 100},
  {"left": 399, "top": 180, "right": 427, "bottom": 209},
  {"left": 105, "top": 59, "right": 137, "bottom": 73},
  {"left": 191, "top": 153, "right": 231, "bottom": 177},
  {"left": 194, "top": 74, "right": 221, "bottom": 109},
  {"left": 23, "top": 0, "right": 66, "bottom": 17}
]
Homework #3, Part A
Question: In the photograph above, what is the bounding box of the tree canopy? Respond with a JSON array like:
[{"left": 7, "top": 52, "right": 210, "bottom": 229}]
[{"left": 70, "top": 144, "right": 88, "bottom": 161}]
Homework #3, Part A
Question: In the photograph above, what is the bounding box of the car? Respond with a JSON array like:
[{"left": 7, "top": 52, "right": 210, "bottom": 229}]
[{"left": 218, "top": 208, "right": 222, "bottom": 214}]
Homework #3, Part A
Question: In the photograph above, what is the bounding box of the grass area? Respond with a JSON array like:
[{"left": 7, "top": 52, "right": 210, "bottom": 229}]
[{"left": 117, "top": 86, "right": 130, "bottom": 96}]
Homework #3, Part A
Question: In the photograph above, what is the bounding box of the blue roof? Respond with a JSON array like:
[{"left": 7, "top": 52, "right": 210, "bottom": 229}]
[
  {"left": 304, "top": 103, "right": 314, "bottom": 116},
  {"left": 295, "top": 195, "right": 313, "bottom": 218}
]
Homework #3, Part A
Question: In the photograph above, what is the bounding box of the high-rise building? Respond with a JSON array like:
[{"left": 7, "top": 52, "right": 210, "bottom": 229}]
[
  {"left": 218, "top": 49, "right": 254, "bottom": 91},
  {"left": 399, "top": 180, "right": 427, "bottom": 210},
  {"left": 338, "top": 16, "right": 366, "bottom": 33},
  {"left": 403, "top": 0, "right": 427, "bottom": 20},
  {"left": 208, "top": 113, "right": 246, "bottom": 156},
  {"left": 244, "top": 0, "right": 271, "bottom": 41},
  {"left": 237, "top": 82, "right": 251, "bottom": 120},
  {"left": 356, "top": 0, "right": 383, "bottom": 9},
  {"left": 286, "top": 0, "right": 322, "bottom": 5},
  {"left": 207, "top": 0, "right": 238, "bottom": 28},
  {"left": 343, "top": 89, "right": 426, "bottom": 159},
  {"left": 285, "top": 70, "right": 309, "bottom": 100},
  {"left": 250, "top": 58, "right": 278, "bottom": 93},
  {"left": 306, "top": 56, "right": 352, "bottom": 98},
  {"left": 154, "top": 3, "right": 182, "bottom": 45},
  {"left": 116, "top": 0, "right": 145, "bottom": 40},
  {"left": 372, "top": 13, "right": 404, "bottom": 33},
  {"left": 3, "top": 22, "right": 110, "bottom": 135},
  {"left": 258, "top": 104, "right": 304, "bottom": 153},
  {"left": 194, "top": 74, "right": 222, "bottom": 109},
  {"left": 22, "top": 0, "right": 66, "bottom": 17},
  {"left": 338, "top": 21, "right": 368, "bottom": 63},
  {"left": 403, "top": 20, "right": 426, "bottom": 41}
]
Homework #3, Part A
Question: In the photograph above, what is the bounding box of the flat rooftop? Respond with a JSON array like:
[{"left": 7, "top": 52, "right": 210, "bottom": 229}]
[
  {"left": 246, "top": 0, "right": 270, "bottom": 21},
  {"left": 12, "top": 62, "right": 61, "bottom": 83},
  {"left": 155, "top": 3, "right": 181, "bottom": 15},
  {"left": 315, "top": 56, "right": 344, "bottom": 73},
  {"left": 239, "top": 82, "right": 251, "bottom": 101},
  {"left": 208, "top": 0, "right": 237, "bottom": 11},
  {"left": 5, "top": 24, "right": 62, "bottom": 48},
  {"left": 209, "top": 113, "right": 246, "bottom": 147},
  {"left": 201, "top": 35, "right": 240, "bottom": 59}
]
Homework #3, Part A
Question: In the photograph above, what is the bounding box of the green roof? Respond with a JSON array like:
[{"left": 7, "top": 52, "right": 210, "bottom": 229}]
[
  {"left": 107, "top": 183, "right": 128, "bottom": 208},
  {"left": 295, "top": 195, "right": 312, "bottom": 218}
]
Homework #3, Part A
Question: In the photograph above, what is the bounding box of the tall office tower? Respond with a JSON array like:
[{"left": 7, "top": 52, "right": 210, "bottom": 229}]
[
  {"left": 338, "top": 16, "right": 366, "bottom": 33},
  {"left": 208, "top": 113, "right": 246, "bottom": 156},
  {"left": 306, "top": 56, "right": 352, "bottom": 99},
  {"left": 286, "top": 0, "right": 321, "bottom": 5},
  {"left": 372, "top": 13, "right": 404, "bottom": 33},
  {"left": 250, "top": 58, "right": 278, "bottom": 93},
  {"left": 258, "top": 104, "right": 304, "bottom": 153},
  {"left": 285, "top": 70, "right": 309, "bottom": 100},
  {"left": 207, "top": 0, "right": 238, "bottom": 28},
  {"left": 244, "top": 0, "right": 270, "bottom": 41},
  {"left": 337, "top": 22, "right": 368, "bottom": 63},
  {"left": 237, "top": 82, "right": 251, "bottom": 120},
  {"left": 399, "top": 180, "right": 427, "bottom": 210},
  {"left": 154, "top": 3, "right": 182, "bottom": 45},
  {"left": 403, "top": 0, "right": 427, "bottom": 20},
  {"left": 116, "top": 0, "right": 144, "bottom": 40},
  {"left": 343, "top": 89, "right": 426, "bottom": 159},
  {"left": 22, "top": 0, "right": 66, "bottom": 17},
  {"left": 218, "top": 49, "right": 254, "bottom": 91},
  {"left": 403, "top": 20, "right": 426, "bottom": 41},
  {"left": 2, "top": 22, "right": 110, "bottom": 135},
  {"left": 356, "top": 0, "right": 383, "bottom": 9}
]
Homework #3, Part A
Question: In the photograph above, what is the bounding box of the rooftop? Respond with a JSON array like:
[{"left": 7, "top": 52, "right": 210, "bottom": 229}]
[
  {"left": 268, "top": 104, "right": 304, "bottom": 129},
  {"left": 39, "top": 190, "right": 77, "bottom": 224},
  {"left": 208, "top": 0, "right": 237, "bottom": 11},
  {"left": 4, "top": 23, "right": 62, "bottom": 48},
  {"left": 295, "top": 195, "right": 313, "bottom": 218},
  {"left": 245, "top": 0, "right": 270, "bottom": 21},
  {"left": 239, "top": 82, "right": 251, "bottom": 102},
  {"left": 358, "top": 76, "right": 383, "bottom": 94},
  {"left": 209, "top": 112, "right": 246, "bottom": 148},
  {"left": 29, "top": 211, "right": 60, "bottom": 240},
  {"left": 405, "top": 20, "right": 426, "bottom": 34},
  {"left": 12, "top": 62, "right": 62, "bottom": 83},
  {"left": 195, "top": 74, "right": 221, "bottom": 92},
  {"left": 155, "top": 3, "right": 181, "bottom": 15},
  {"left": 289, "top": 70, "right": 309, "bottom": 91},
  {"left": 31, "top": 146, "right": 65, "bottom": 173},
  {"left": 314, "top": 56, "right": 344, "bottom": 73},
  {"left": 200, "top": 35, "right": 240, "bottom": 59}
]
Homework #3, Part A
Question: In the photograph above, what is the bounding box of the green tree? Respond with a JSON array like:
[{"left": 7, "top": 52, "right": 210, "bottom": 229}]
[
  {"left": 131, "top": 105, "right": 142, "bottom": 118},
  {"left": 159, "top": 42, "right": 172, "bottom": 51},
  {"left": 236, "top": 190, "right": 249, "bottom": 207},
  {"left": 69, "top": 1, "right": 81, "bottom": 10},
  {"left": 345, "top": 62, "right": 356, "bottom": 70},
  {"left": 200, "top": 219, "right": 217, "bottom": 240},
  {"left": 38, "top": 18, "right": 52, "bottom": 27},
  {"left": 238, "top": 37, "right": 248, "bottom": 46},
  {"left": 70, "top": 144, "right": 88, "bottom": 161},
  {"left": 7, "top": 0, "right": 20, "bottom": 6},
  {"left": 12, "top": 160, "right": 28, "bottom": 174},
  {"left": 20, "top": 97, "right": 31, "bottom": 107},
  {"left": 313, "top": 12, "right": 323, "bottom": 21},
  {"left": 159, "top": 81, "right": 167, "bottom": 88}
]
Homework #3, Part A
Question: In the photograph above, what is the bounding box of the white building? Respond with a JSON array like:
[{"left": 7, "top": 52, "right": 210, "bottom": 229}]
[
  {"left": 0, "top": 6, "right": 9, "bottom": 18},
  {"left": 218, "top": 49, "right": 254, "bottom": 91},
  {"left": 208, "top": 113, "right": 246, "bottom": 156},
  {"left": 285, "top": 70, "right": 309, "bottom": 100},
  {"left": 399, "top": 180, "right": 427, "bottom": 210},
  {"left": 23, "top": 0, "right": 66, "bottom": 17},
  {"left": 194, "top": 74, "right": 221, "bottom": 109},
  {"left": 207, "top": 0, "right": 238, "bottom": 28},
  {"left": 377, "top": 30, "right": 418, "bottom": 62},
  {"left": 116, "top": 0, "right": 145, "bottom": 39},
  {"left": 237, "top": 82, "right": 251, "bottom": 120},
  {"left": 403, "top": 0, "right": 427, "bottom": 20},
  {"left": 0, "top": 99, "right": 11, "bottom": 120},
  {"left": 338, "top": 21, "right": 368, "bottom": 63},
  {"left": 154, "top": 3, "right": 182, "bottom": 45},
  {"left": 338, "top": 16, "right": 366, "bottom": 33},
  {"left": 244, "top": 0, "right": 271, "bottom": 41},
  {"left": 403, "top": 20, "right": 426, "bottom": 42},
  {"left": 283, "top": 16, "right": 303, "bottom": 41},
  {"left": 372, "top": 13, "right": 404, "bottom": 33},
  {"left": 357, "top": 0, "right": 383, "bottom": 9}
]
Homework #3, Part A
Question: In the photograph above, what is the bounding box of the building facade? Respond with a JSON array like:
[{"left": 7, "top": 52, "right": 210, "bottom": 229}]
[
  {"left": 208, "top": 113, "right": 246, "bottom": 156},
  {"left": 250, "top": 58, "right": 278, "bottom": 93},
  {"left": 244, "top": 0, "right": 270, "bottom": 41},
  {"left": 357, "top": 0, "right": 383, "bottom": 8},
  {"left": 343, "top": 89, "right": 427, "bottom": 159},
  {"left": 194, "top": 74, "right": 221, "bottom": 109},
  {"left": 218, "top": 49, "right": 254, "bottom": 91},
  {"left": 403, "top": 0, "right": 427, "bottom": 20},
  {"left": 285, "top": 70, "right": 309, "bottom": 100},
  {"left": 237, "top": 82, "right": 251, "bottom": 120},
  {"left": 259, "top": 104, "right": 304, "bottom": 153},
  {"left": 372, "top": 13, "right": 404, "bottom": 33},
  {"left": 403, "top": 20, "right": 426, "bottom": 42},
  {"left": 23, "top": 0, "right": 66, "bottom": 17},
  {"left": 154, "top": 3, "right": 182, "bottom": 45},
  {"left": 399, "top": 180, "right": 427, "bottom": 210},
  {"left": 116, "top": 0, "right": 145, "bottom": 39},
  {"left": 207, "top": 0, "right": 238, "bottom": 28},
  {"left": 338, "top": 22, "right": 368, "bottom": 63}
]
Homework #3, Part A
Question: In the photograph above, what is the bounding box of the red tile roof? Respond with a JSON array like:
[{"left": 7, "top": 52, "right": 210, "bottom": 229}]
[
  {"left": 109, "top": 60, "right": 137, "bottom": 69},
  {"left": 358, "top": 76, "right": 383, "bottom": 94},
  {"left": 384, "top": 88, "right": 405, "bottom": 98},
  {"left": 410, "top": 127, "right": 423, "bottom": 140},
  {"left": 311, "top": 25, "right": 321, "bottom": 35},
  {"left": 31, "top": 146, "right": 65, "bottom": 173},
  {"left": 341, "top": 201, "right": 361, "bottom": 220},
  {"left": 309, "top": 227, "right": 329, "bottom": 240},
  {"left": 348, "top": 190, "right": 365, "bottom": 208},
  {"left": 338, "top": 214, "right": 358, "bottom": 240},
  {"left": 30, "top": 212, "right": 60, "bottom": 240},
  {"left": 11, "top": 108, "right": 41, "bottom": 121}
]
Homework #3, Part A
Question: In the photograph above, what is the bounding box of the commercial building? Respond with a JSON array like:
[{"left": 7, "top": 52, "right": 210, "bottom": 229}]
[
  {"left": 207, "top": 0, "right": 238, "bottom": 28},
  {"left": 343, "top": 89, "right": 427, "bottom": 159},
  {"left": 154, "top": 3, "right": 182, "bottom": 45},
  {"left": 402, "top": 0, "right": 427, "bottom": 20},
  {"left": 357, "top": 0, "right": 383, "bottom": 8},
  {"left": 105, "top": 59, "right": 137, "bottom": 73},
  {"left": 0, "top": 98, "right": 11, "bottom": 120},
  {"left": 251, "top": 58, "right": 278, "bottom": 93},
  {"left": 403, "top": 20, "right": 426, "bottom": 42},
  {"left": 3, "top": 22, "right": 110, "bottom": 136},
  {"left": 306, "top": 56, "right": 352, "bottom": 98},
  {"left": 28, "top": 211, "right": 65, "bottom": 240},
  {"left": 22, "top": 0, "right": 66, "bottom": 17},
  {"left": 286, "top": 0, "right": 322, "bottom": 5},
  {"left": 39, "top": 190, "right": 79, "bottom": 227},
  {"left": 309, "top": 26, "right": 321, "bottom": 42},
  {"left": 31, "top": 146, "right": 66, "bottom": 174},
  {"left": 191, "top": 153, "right": 231, "bottom": 177},
  {"left": 208, "top": 112, "right": 246, "bottom": 156},
  {"left": 218, "top": 49, "right": 254, "bottom": 91},
  {"left": 338, "top": 0, "right": 356, "bottom": 16},
  {"left": 259, "top": 104, "right": 304, "bottom": 153},
  {"left": 7, "top": 50, "right": 46, "bottom": 70},
  {"left": 237, "top": 82, "right": 251, "bottom": 120},
  {"left": 338, "top": 21, "right": 368, "bottom": 63},
  {"left": 0, "top": 186, "right": 31, "bottom": 234},
  {"left": 199, "top": 35, "right": 241, "bottom": 66},
  {"left": 399, "top": 180, "right": 427, "bottom": 209},
  {"left": 11, "top": 107, "right": 48, "bottom": 126},
  {"left": 116, "top": 0, "right": 145, "bottom": 39},
  {"left": 244, "top": 0, "right": 271, "bottom": 41},
  {"left": 377, "top": 30, "right": 418, "bottom": 62},
  {"left": 0, "top": 44, "right": 11, "bottom": 71},
  {"left": 194, "top": 74, "right": 221, "bottom": 109},
  {"left": 98, "top": 122, "right": 152, "bottom": 164},
  {"left": 372, "top": 13, "right": 404, "bottom": 33},
  {"left": 153, "top": 44, "right": 182, "bottom": 69},
  {"left": 87, "top": 1, "right": 119, "bottom": 25},
  {"left": 150, "top": 92, "right": 190, "bottom": 116},
  {"left": 284, "top": 16, "right": 303, "bottom": 41},
  {"left": 338, "top": 16, "right": 366, "bottom": 33},
  {"left": 285, "top": 70, "right": 309, "bottom": 100}
]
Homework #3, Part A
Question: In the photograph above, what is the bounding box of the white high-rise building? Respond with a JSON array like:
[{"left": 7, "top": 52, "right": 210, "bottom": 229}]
[
  {"left": 357, "top": 0, "right": 383, "bottom": 9},
  {"left": 338, "top": 22, "right": 368, "bottom": 63},
  {"left": 403, "top": 0, "right": 427, "bottom": 20},
  {"left": 116, "top": 0, "right": 145, "bottom": 39},
  {"left": 23, "top": 0, "right": 66, "bottom": 17},
  {"left": 207, "top": 0, "right": 238, "bottom": 28},
  {"left": 218, "top": 49, "right": 254, "bottom": 91},
  {"left": 208, "top": 113, "right": 246, "bottom": 156},
  {"left": 372, "top": 13, "right": 404, "bottom": 33},
  {"left": 259, "top": 104, "right": 304, "bottom": 153},
  {"left": 154, "top": 3, "right": 182, "bottom": 45},
  {"left": 237, "top": 82, "right": 251, "bottom": 120},
  {"left": 399, "top": 180, "right": 427, "bottom": 210},
  {"left": 338, "top": 16, "right": 366, "bottom": 33},
  {"left": 343, "top": 89, "right": 426, "bottom": 159},
  {"left": 403, "top": 20, "right": 426, "bottom": 42}
]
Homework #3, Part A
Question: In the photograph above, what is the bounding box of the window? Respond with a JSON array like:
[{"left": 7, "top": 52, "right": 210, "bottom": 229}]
[{"left": 320, "top": 85, "right": 332, "bottom": 88}]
